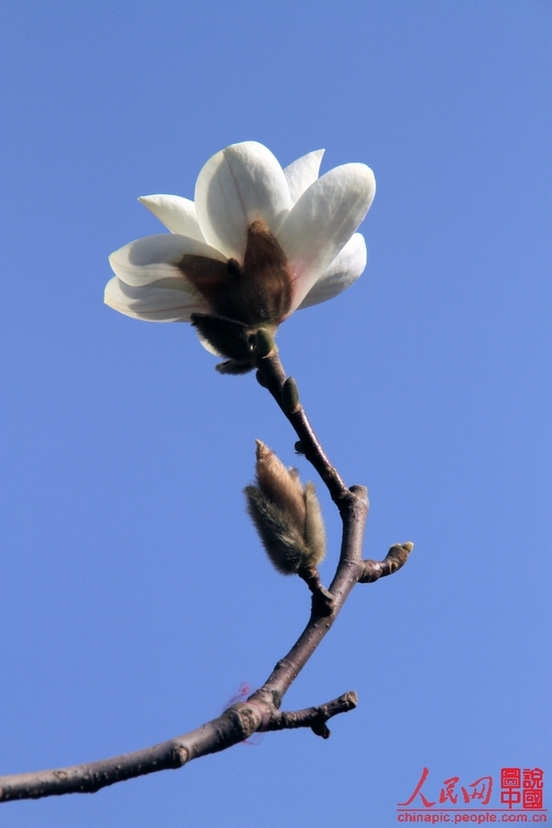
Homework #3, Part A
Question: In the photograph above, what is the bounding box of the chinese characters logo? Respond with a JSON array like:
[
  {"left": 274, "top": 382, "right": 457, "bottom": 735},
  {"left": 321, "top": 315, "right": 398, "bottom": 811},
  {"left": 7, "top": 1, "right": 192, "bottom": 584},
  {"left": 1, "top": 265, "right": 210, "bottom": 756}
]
[{"left": 397, "top": 767, "right": 545, "bottom": 823}]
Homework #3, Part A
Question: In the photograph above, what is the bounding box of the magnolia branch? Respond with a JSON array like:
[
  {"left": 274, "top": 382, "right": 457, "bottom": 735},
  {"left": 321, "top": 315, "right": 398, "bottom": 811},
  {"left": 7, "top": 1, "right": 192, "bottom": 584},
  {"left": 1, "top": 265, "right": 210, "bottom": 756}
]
[
  {"left": 0, "top": 347, "right": 412, "bottom": 803},
  {"left": 254, "top": 348, "right": 349, "bottom": 506},
  {"left": 0, "top": 692, "right": 358, "bottom": 800}
]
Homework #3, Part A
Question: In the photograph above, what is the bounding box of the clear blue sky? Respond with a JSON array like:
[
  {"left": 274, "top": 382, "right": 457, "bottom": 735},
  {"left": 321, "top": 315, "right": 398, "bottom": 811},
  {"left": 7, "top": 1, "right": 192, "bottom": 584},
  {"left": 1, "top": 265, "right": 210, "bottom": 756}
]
[{"left": 1, "top": 1, "right": 550, "bottom": 825}]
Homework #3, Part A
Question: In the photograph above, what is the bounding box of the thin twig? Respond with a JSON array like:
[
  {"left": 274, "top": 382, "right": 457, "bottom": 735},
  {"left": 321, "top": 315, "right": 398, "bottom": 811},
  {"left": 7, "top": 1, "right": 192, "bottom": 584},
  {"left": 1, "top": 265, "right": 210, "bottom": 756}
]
[
  {"left": 266, "top": 691, "right": 358, "bottom": 739},
  {"left": 254, "top": 349, "right": 351, "bottom": 507},
  {"left": 359, "top": 543, "right": 414, "bottom": 583}
]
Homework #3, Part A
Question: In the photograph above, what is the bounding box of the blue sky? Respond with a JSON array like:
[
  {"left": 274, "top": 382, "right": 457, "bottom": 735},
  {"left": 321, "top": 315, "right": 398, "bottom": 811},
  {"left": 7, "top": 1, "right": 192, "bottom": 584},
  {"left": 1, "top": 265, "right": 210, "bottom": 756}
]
[{"left": 1, "top": 1, "right": 550, "bottom": 825}]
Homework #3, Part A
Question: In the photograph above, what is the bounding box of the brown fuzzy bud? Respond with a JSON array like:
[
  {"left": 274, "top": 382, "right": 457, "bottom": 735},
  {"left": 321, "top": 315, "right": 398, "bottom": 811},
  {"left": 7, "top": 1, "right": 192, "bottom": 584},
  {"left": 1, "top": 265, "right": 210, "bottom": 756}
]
[
  {"left": 303, "top": 482, "right": 326, "bottom": 567},
  {"left": 245, "top": 441, "right": 326, "bottom": 575}
]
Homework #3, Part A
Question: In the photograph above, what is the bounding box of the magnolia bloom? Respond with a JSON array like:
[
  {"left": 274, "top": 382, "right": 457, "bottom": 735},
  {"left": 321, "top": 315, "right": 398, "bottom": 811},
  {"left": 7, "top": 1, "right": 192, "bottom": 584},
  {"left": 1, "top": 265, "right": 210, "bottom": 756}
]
[{"left": 105, "top": 141, "right": 375, "bottom": 372}]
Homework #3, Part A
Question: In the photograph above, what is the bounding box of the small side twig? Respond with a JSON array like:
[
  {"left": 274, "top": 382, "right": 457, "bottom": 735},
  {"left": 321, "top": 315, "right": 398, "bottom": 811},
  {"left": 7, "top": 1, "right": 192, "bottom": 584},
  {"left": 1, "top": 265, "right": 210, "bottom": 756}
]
[
  {"left": 359, "top": 542, "right": 414, "bottom": 583},
  {"left": 297, "top": 564, "right": 334, "bottom": 616},
  {"left": 265, "top": 691, "right": 358, "bottom": 739}
]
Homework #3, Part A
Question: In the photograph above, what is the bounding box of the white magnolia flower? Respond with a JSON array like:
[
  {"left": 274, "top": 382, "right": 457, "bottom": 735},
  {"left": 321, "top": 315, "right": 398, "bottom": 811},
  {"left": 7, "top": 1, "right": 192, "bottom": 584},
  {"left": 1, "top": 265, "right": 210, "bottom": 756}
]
[{"left": 105, "top": 141, "right": 375, "bottom": 372}]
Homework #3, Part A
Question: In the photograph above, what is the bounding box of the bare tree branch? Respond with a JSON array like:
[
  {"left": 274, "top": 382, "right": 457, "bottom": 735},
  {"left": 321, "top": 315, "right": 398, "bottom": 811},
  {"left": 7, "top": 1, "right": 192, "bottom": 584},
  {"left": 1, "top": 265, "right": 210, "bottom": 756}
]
[
  {"left": 254, "top": 350, "right": 350, "bottom": 506},
  {"left": 0, "top": 692, "right": 359, "bottom": 801},
  {"left": 0, "top": 347, "right": 412, "bottom": 803}
]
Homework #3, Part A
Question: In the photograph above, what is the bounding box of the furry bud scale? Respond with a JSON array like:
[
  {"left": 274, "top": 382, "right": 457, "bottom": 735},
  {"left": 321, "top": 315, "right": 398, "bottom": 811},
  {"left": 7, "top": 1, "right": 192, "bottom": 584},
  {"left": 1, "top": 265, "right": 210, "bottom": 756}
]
[{"left": 245, "top": 441, "right": 326, "bottom": 575}]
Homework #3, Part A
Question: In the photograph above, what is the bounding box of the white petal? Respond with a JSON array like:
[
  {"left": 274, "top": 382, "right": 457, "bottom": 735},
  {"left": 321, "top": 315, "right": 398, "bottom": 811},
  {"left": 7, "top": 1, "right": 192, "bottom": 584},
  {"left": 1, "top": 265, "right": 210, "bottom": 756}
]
[
  {"left": 109, "top": 234, "right": 226, "bottom": 287},
  {"left": 138, "top": 195, "right": 205, "bottom": 240},
  {"left": 277, "top": 163, "right": 375, "bottom": 311},
  {"left": 195, "top": 141, "right": 292, "bottom": 260},
  {"left": 297, "top": 233, "right": 367, "bottom": 310},
  {"left": 283, "top": 149, "right": 325, "bottom": 204},
  {"left": 104, "top": 276, "right": 208, "bottom": 322}
]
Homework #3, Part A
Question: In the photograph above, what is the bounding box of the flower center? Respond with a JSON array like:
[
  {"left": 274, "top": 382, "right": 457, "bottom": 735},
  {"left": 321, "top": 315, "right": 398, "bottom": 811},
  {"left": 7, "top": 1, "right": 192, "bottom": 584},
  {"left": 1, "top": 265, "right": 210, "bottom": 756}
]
[{"left": 177, "top": 219, "right": 293, "bottom": 326}]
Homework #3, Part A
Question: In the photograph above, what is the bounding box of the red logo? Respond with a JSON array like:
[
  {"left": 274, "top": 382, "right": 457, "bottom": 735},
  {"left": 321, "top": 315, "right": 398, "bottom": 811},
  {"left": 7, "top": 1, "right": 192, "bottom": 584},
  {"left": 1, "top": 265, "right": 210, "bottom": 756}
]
[
  {"left": 397, "top": 767, "right": 545, "bottom": 821},
  {"left": 524, "top": 768, "right": 545, "bottom": 810}
]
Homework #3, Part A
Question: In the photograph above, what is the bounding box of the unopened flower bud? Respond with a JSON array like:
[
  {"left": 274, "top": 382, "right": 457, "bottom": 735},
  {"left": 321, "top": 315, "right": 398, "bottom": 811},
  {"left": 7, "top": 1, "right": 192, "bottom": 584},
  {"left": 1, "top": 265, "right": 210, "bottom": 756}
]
[{"left": 245, "top": 441, "right": 326, "bottom": 575}]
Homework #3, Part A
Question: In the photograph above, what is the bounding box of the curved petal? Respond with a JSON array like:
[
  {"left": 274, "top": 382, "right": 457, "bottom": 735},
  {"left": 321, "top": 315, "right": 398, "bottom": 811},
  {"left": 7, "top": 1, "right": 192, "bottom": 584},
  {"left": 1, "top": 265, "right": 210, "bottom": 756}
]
[
  {"left": 104, "top": 276, "right": 208, "bottom": 322},
  {"left": 283, "top": 149, "right": 325, "bottom": 204},
  {"left": 109, "top": 234, "right": 226, "bottom": 287},
  {"left": 277, "top": 163, "right": 375, "bottom": 311},
  {"left": 297, "top": 233, "right": 367, "bottom": 310},
  {"left": 138, "top": 195, "right": 205, "bottom": 240},
  {"left": 195, "top": 141, "right": 292, "bottom": 260}
]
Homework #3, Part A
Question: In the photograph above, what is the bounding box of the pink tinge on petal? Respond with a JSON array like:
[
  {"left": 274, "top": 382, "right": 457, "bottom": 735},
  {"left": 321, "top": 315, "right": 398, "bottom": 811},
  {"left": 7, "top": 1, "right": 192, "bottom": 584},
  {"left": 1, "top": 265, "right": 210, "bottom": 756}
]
[{"left": 277, "top": 163, "right": 375, "bottom": 312}]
